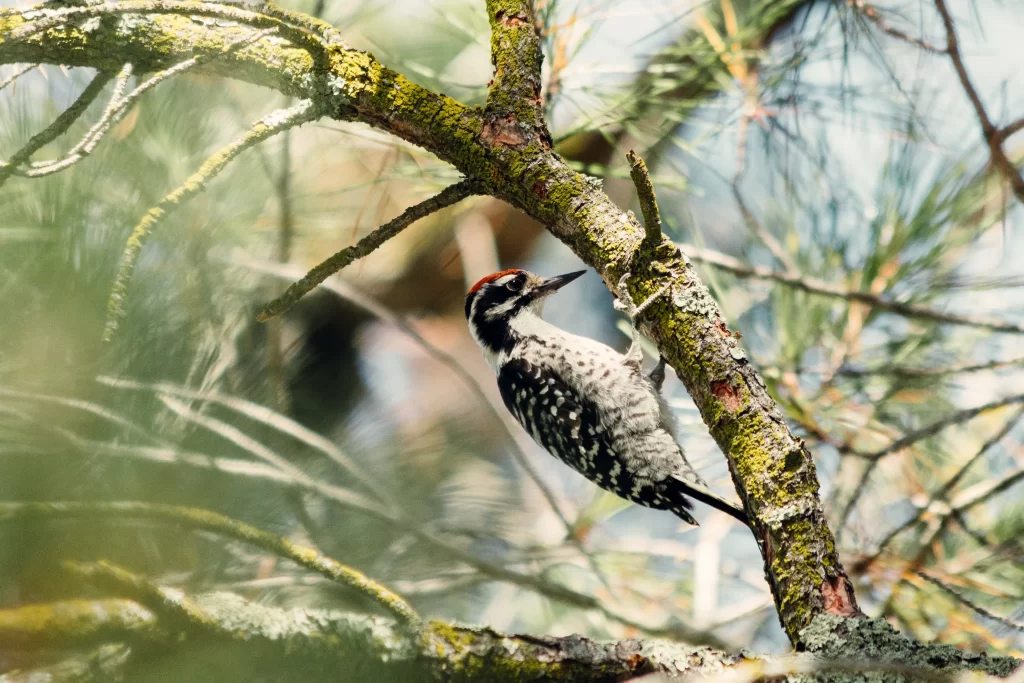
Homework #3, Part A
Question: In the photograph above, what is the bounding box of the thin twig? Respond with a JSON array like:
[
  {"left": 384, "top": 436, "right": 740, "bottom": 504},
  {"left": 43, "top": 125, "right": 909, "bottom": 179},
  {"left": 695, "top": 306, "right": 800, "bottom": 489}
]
[
  {"left": 6, "top": 1, "right": 326, "bottom": 59},
  {"left": 838, "top": 355, "right": 1024, "bottom": 378},
  {"left": 257, "top": 179, "right": 478, "bottom": 321},
  {"left": 684, "top": 244, "right": 1024, "bottom": 334},
  {"left": 95, "top": 375, "right": 395, "bottom": 510},
  {"left": 0, "top": 63, "right": 37, "bottom": 92},
  {"left": 916, "top": 571, "right": 1024, "bottom": 633},
  {"left": 848, "top": 0, "right": 946, "bottom": 54},
  {"left": 864, "top": 393, "right": 1024, "bottom": 462},
  {"left": 1001, "top": 117, "right": 1024, "bottom": 140},
  {"left": 626, "top": 150, "right": 663, "bottom": 245},
  {"left": 0, "top": 70, "right": 114, "bottom": 186},
  {"left": 935, "top": 0, "right": 1024, "bottom": 202},
  {"left": 15, "top": 62, "right": 136, "bottom": 176},
  {"left": 23, "top": 29, "right": 275, "bottom": 178},
  {"left": 103, "top": 100, "right": 317, "bottom": 341},
  {"left": 949, "top": 462, "right": 1024, "bottom": 513},
  {"left": 731, "top": 154, "right": 799, "bottom": 274},
  {"left": 854, "top": 406, "right": 1024, "bottom": 569},
  {"left": 0, "top": 501, "right": 421, "bottom": 626},
  {"left": 836, "top": 393, "right": 1024, "bottom": 530},
  {"left": 65, "top": 561, "right": 222, "bottom": 632}
]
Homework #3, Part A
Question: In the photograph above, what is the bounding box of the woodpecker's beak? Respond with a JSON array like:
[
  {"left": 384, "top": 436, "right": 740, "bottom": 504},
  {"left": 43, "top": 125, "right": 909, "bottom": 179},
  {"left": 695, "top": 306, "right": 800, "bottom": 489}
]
[{"left": 535, "top": 270, "right": 586, "bottom": 296}]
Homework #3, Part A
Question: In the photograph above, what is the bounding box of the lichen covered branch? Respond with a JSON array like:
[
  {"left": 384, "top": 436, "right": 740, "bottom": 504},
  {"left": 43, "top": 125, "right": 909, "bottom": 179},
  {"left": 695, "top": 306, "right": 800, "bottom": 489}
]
[
  {"left": 1, "top": 594, "right": 1017, "bottom": 682},
  {"left": 0, "top": 69, "right": 114, "bottom": 186},
  {"left": 0, "top": 599, "right": 158, "bottom": 649},
  {"left": 21, "top": 29, "right": 275, "bottom": 179},
  {"left": 484, "top": 0, "right": 548, "bottom": 145},
  {"left": 0, "top": 501, "right": 421, "bottom": 626},
  {"left": 627, "top": 150, "right": 663, "bottom": 245},
  {"left": 65, "top": 560, "right": 223, "bottom": 633}
]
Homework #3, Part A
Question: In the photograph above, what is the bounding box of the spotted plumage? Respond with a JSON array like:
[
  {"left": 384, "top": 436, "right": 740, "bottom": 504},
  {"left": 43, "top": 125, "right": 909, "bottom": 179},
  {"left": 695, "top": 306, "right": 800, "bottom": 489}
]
[{"left": 465, "top": 268, "right": 748, "bottom": 526}]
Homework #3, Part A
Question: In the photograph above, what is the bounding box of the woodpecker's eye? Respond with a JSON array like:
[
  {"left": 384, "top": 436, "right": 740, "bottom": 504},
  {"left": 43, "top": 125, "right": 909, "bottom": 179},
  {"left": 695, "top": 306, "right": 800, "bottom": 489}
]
[{"left": 506, "top": 275, "right": 525, "bottom": 292}]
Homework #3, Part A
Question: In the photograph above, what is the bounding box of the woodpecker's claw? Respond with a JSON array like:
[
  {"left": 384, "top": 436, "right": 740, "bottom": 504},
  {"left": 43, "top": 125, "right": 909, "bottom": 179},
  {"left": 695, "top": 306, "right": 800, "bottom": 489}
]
[
  {"left": 616, "top": 273, "right": 671, "bottom": 370},
  {"left": 615, "top": 272, "right": 670, "bottom": 319},
  {"left": 613, "top": 273, "right": 634, "bottom": 316},
  {"left": 649, "top": 356, "right": 667, "bottom": 391}
]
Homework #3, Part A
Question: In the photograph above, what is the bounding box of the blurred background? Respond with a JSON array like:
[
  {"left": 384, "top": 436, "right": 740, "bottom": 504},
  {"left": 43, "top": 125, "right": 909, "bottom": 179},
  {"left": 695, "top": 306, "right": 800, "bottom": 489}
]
[{"left": 1, "top": 0, "right": 1023, "bottom": 672}]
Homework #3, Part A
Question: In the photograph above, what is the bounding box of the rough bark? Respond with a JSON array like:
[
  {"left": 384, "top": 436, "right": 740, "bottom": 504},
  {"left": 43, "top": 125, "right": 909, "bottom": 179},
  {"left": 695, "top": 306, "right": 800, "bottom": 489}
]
[
  {"left": 0, "top": 596, "right": 1017, "bottom": 682},
  {"left": 0, "top": 1, "right": 856, "bottom": 645}
]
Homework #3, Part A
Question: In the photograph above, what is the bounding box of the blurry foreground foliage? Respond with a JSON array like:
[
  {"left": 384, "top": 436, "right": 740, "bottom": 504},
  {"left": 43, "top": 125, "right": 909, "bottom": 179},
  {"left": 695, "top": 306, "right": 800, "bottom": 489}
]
[{"left": 1, "top": 0, "right": 1023, "bottom": 677}]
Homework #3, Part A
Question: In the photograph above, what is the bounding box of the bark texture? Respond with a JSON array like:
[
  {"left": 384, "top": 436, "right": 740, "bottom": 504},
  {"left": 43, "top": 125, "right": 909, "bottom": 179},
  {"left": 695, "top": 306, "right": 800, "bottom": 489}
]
[{"left": 0, "top": 595, "right": 1017, "bottom": 682}]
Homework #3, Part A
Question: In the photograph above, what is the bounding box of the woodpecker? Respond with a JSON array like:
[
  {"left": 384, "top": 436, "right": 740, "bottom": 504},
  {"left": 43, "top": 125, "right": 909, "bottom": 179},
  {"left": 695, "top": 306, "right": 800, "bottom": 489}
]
[{"left": 465, "top": 268, "right": 748, "bottom": 526}]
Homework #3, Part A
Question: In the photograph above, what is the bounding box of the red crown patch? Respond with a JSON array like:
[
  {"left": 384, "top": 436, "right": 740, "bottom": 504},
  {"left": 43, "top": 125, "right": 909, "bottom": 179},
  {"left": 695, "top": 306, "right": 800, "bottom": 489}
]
[{"left": 468, "top": 268, "right": 522, "bottom": 294}]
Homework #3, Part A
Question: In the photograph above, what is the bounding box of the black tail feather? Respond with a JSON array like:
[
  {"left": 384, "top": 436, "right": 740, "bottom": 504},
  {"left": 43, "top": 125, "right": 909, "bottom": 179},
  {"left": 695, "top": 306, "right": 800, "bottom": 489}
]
[{"left": 672, "top": 475, "right": 750, "bottom": 526}]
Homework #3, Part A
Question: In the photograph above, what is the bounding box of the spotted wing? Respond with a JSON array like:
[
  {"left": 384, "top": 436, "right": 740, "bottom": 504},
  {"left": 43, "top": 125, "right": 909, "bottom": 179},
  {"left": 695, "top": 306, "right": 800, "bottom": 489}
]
[{"left": 497, "top": 357, "right": 636, "bottom": 501}]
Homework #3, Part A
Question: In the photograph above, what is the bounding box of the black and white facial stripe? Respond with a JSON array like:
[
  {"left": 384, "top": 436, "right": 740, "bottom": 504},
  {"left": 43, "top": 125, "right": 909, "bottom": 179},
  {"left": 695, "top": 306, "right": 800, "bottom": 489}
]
[{"left": 464, "top": 270, "right": 531, "bottom": 362}]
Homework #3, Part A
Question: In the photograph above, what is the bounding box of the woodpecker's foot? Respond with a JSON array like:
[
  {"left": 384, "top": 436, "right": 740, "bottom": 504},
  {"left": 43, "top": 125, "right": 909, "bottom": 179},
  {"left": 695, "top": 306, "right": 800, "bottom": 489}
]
[
  {"left": 648, "top": 356, "right": 667, "bottom": 391},
  {"left": 614, "top": 272, "right": 671, "bottom": 319},
  {"left": 615, "top": 273, "right": 671, "bottom": 369}
]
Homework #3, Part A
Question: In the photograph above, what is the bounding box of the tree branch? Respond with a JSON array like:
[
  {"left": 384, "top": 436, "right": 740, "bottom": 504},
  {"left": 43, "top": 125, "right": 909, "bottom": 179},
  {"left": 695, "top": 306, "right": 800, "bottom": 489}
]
[
  {"left": 0, "top": 69, "right": 114, "bottom": 186},
  {"left": 484, "top": 0, "right": 548, "bottom": 145},
  {"left": 65, "top": 560, "right": 223, "bottom": 633},
  {"left": 0, "top": 599, "right": 158, "bottom": 649},
  {"left": 684, "top": 245, "right": 1024, "bottom": 334},
  {"left": 852, "top": 406, "right": 1024, "bottom": 571},
  {"left": 1, "top": 593, "right": 1017, "bottom": 681},
  {"left": 915, "top": 572, "right": 1024, "bottom": 634},
  {"left": 5, "top": 1, "right": 328, "bottom": 61},
  {"left": 838, "top": 355, "right": 1024, "bottom": 378},
  {"left": 934, "top": 0, "right": 1024, "bottom": 203},
  {"left": 0, "top": 501, "right": 421, "bottom": 626},
  {"left": 0, "top": 62, "right": 36, "bottom": 92},
  {"left": 848, "top": 0, "right": 946, "bottom": 54},
  {"left": 21, "top": 29, "right": 275, "bottom": 179},
  {"left": 15, "top": 61, "right": 136, "bottom": 177},
  {"left": 949, "top": 463, "right": 1024, "bottom": 513},
  {"left": 627, "top": 150, "right": 663, "bottom": 246},
  {"left": 1002, "top": 117, "right": 1024, "bottom": 139},
  {"left": 836, "top": 393, "right": 1024, "bottom": 531},
  {"left": 257, "top": 178, "right": 479, "bottom": 321}
]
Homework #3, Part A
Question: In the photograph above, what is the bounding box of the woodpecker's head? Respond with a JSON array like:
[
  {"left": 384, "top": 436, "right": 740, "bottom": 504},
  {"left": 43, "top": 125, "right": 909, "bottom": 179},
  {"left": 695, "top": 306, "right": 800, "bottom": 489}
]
[{"left": 465, "top": 268, "right": 585, "bottom": 365}]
